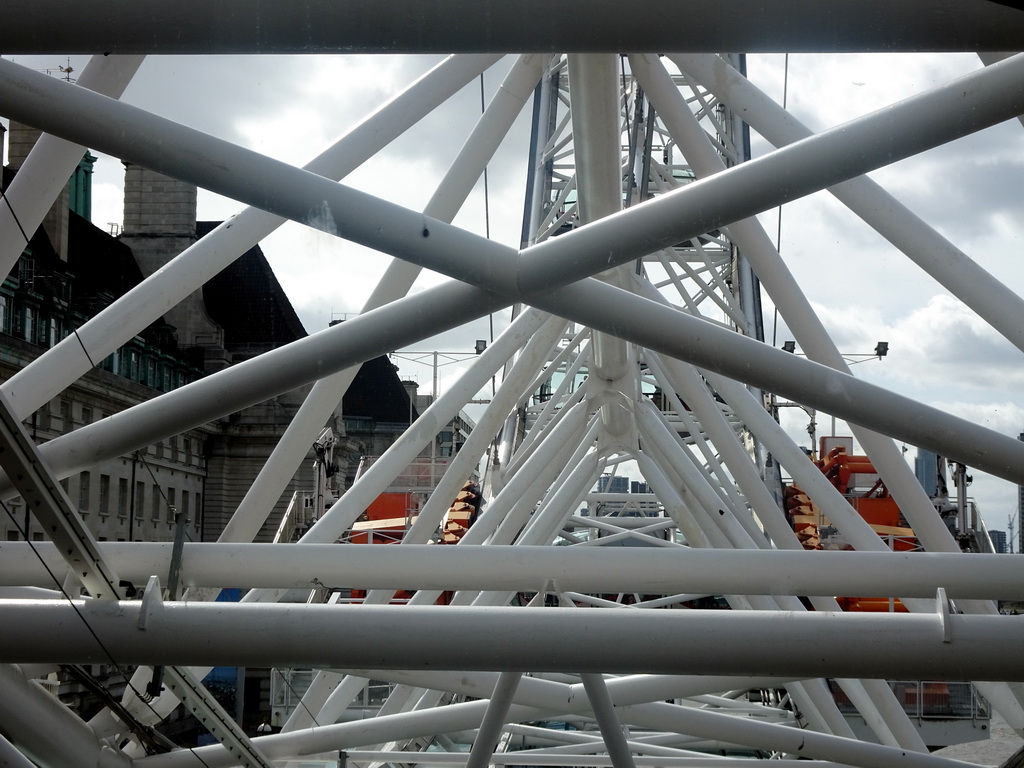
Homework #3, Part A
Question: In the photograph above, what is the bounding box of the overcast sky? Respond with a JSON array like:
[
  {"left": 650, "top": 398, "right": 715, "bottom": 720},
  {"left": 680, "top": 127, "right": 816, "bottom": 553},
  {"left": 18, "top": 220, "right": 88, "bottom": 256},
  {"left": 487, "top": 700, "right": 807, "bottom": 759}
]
[{"left": 3, "top": 51, "right": 1022, "bottom": 538}]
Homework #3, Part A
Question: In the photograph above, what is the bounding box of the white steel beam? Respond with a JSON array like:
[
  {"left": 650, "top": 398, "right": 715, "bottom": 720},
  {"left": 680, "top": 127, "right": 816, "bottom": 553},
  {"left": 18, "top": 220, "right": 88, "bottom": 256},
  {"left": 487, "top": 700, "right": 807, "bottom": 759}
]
[
  {"left": 1, "top": 52, "right": 501, "bottom": 422},
  {"left": 220, "top": 53, "right": 538, "bottom": 543},
  {"left": 0, "top": 391, "right": 122, "bottom": 600},
  {"left": 266, "top": 669, "right": 970, "bottom": 768},
  {"left": 0, "top": 664, "right": 132, "bottom": 768},
  {"left": 1, "top": 1, "right": 1022, "bottom": 54},
  {"left": 325, "top": 754, "right": 839, "bottom": 767},
  {"left": 5, "top": 52, "right": 1021, "bottom": 314},
  {"left": 580, "top": 673, "right": 638, "bottom": 768},
  {"left": 0, "top": 54, "right": 144, "bottom": 278},
  {"left": 672, "top": 51, "right": 1024, "bottom": 358},
  {"left": 11, "top": 543, "right": 1024, "bottom": 600},
  {"left": 628, "top": 53, "right": 959, "bottom": 564},
  {"left": 1, "top": 55, "right": 1023, "bottom": 485},
  {"left": 7, "top": 599, "right": 1024, "bottom": 681},
  {"left": 465, "top": 672, "right": 522, "bottom": 768},
  {"left": 162, "top": 665, "right": 275, "bottom": 768}
]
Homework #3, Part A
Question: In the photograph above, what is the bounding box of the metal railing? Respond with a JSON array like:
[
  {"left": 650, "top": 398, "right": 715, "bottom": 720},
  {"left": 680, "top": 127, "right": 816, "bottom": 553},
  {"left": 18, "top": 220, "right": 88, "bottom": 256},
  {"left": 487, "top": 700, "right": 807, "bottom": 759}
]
[{"left": 830, "top": 680, "right": 988, "bottom": 721}]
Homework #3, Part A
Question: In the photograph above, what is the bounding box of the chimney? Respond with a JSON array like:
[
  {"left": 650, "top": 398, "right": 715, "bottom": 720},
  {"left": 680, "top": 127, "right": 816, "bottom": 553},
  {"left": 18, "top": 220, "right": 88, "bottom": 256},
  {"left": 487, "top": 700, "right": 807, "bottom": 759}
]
[
  {"left": 120, "top": 163, "right": 228, "bottom": 368},
  {"left": 7, "top": 121, "right": 70, "bottom": 261}
]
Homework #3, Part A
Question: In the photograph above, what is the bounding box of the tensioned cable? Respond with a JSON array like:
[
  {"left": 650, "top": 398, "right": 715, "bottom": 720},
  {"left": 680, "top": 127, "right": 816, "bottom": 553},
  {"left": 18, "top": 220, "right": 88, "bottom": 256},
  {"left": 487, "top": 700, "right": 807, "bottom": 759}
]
[
  {"left": 0, "top": 498, "right": 218, "bottom": 766},
  {"left": 0, "top": 497, "right": 172, "bottom": 745},
  {"left": 480, "top": 70, "right": 498, "bottom": 396},
  {"left": 278, "top": 671, "right": 323, "bottom": 729},
  {"left": 1, "top": 179, "right": 100, "bottom": 370},
  {"left": 770, "top": 53, "right": 790, "bottom": 348},
  {"left": 70, "top": 323, "right": 99, "bottom": 369},
  {"left": 136, "top": 451, "right": 198, "bottom": 542},
  {"left": 0, "top": 185, "right": 32, "bottom": 247},
  {"left": 137, "top": 447, "right": 324, "bottom": 729}
]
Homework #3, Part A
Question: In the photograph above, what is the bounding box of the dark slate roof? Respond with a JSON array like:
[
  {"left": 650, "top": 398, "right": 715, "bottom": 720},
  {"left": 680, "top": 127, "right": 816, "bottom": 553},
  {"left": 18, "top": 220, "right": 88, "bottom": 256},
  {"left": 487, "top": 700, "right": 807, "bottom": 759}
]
[
  {"left": 68, "top": 210, "right": 145, "bottom": 301},
  {"left": 344, "top": 354, "right": 416, "bottom": 424},
  {"left": 197, "top": 221, "right": 307, "bottom": 349},
  {"left": 197, "top": 222, "right": 414, "bottom": 424}
]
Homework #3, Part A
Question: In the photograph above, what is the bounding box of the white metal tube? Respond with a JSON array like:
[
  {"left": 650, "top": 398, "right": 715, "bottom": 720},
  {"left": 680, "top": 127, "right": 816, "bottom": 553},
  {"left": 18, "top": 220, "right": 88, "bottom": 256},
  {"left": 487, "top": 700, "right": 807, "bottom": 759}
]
[
  {"left": 642, "top": 405, "right": 852, "bottom": 733},
  {"left": 671, "top": 51, "right": 1024, "bottom": 358},
  {"left": 633, "top": 416, "right": 853, "bottom": 737},
  {"left": 259, "top": 306, "right": 545, "bottom": 550},
  {"left": 645, "top": 353, "right": 796, "bottom": 549},
  {"left": 2, "top": 1, "right": 1023, "bottom": 54},
  {"left": 222, "top": 53, "right": 535, "bottom": 542},
  {"left": 139, "top": 697, "right": 552, "bottom": 768},
  {"left": 516, "top": 54, "right": 1024, "bottom": 297},
  {"left": 1, "top": 53, "right": 501, "bottom": 423},
  {"left": 465, "top": 673, "right": 522, "bottom": 768},
  {"left": 472, "top": 406, "right": 590, "bottom": 546},
  {"left": 0, "top": 281, "right": 507, "bottom": 497},
  {"left": 0, "top": 733, "right": 37, "bottom": 768},
  {"left": 615, "top": 700, "right": 972, "bottom": 768},
  {"left": 0, "top": 54, "right": 144, "bottom": 278},
  {"left": 568, "top": 53, "right": 635, "bottom": 438},
  {"left": 283, "top": 672, "right": 364, "bottom": 732},
  {"left": 630, "top": 52, "right": 965, "bottom": 559},
  {"left": 491, "top": 422, "right": 600, "bottom": 547},
  {"left": 338, "top": 755, "right": 837, "bottom": 767},
  {"left": 3, "top": 55, "right": 1024, "bottom": 485},
  {"left": 405, "top": 311, "right": 563, "bottom": 542},
  {"left": 580, "top": 673, "right": 638, "bottom": 768},
  {"left": 546, "top": 277, "right": 1024, "bottom": 483},
  {"left": 14, "top": 600, "right": 1024, "bottom": 677},
  {"left": 642, "top": 357, "right": 749, "bottom": 519},
  {"left": 0, "top": 664, "right": 131, "bottom": 768},
  {"left": 336, "top": 670, "right": 971, "bottom": 768},
  {"left": 514, "top": 449, "right": 603, "bottom": 546},
  {"left": 1, "top": 48, "right": 1018, "bottom": 363}
]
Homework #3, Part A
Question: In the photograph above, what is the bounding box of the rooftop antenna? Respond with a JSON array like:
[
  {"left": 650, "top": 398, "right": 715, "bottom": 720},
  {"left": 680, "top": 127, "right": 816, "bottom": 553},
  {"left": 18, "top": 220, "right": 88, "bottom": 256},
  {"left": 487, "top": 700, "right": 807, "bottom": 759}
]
[{"left": 39, "top": 57, "right": 76, "bottom": 83}]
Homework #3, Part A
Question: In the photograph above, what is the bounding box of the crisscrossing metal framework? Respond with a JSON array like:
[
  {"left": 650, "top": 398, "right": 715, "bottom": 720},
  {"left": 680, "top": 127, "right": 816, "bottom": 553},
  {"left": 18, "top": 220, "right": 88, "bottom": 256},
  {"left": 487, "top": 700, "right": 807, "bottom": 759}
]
[{"left": 1, "top": 6, "right": 1024, "bottom": 768}]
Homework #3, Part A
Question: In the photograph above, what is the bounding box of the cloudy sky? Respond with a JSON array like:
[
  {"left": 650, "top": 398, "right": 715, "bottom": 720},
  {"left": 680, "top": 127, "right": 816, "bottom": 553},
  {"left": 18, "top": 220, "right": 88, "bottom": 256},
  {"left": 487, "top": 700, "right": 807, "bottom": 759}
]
[{"left": 3, "top": 51, "right": 1022, "bottom": 538}]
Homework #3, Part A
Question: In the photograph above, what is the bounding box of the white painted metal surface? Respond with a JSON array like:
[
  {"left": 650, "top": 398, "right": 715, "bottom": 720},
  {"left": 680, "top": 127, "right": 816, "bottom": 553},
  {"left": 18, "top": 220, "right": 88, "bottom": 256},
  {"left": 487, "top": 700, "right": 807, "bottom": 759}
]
[{"left": 1, "top": 8, "right": 1023, "bottom": 768}]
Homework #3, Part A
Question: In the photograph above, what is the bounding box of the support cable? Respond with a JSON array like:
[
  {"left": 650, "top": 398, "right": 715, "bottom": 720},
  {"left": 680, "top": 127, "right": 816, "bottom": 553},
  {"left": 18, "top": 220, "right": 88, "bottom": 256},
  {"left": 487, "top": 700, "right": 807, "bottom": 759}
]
[
  {"left": 0, "top": 186, "right": 31, "bottom": 247},
  {"left": 770, "top": 52, "right": 789, "bottom": 348},
  {"left": 0, "top": 498, "right": 174, "bottom": 754}
]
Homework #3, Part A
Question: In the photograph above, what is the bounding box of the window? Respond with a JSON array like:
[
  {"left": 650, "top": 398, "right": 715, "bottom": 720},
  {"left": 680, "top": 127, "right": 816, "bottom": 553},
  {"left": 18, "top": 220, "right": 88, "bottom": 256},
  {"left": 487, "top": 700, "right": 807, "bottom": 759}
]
[
  {"left": 152, "top": 485, "right": 161, "bottom": 521},
  {"left": 181, "top": 490, "right": 190, "bottom": 519},
  {"left": 60, "top": 399, "right": 72, "bottom": 429},
  {"left": 7, "top": 531, "right": 19, "bottom": 541},
  {"left": 99, "top": 475, "right": 110, "bottom": 514},
  {"left": 0, "top": 295, "right": 8, "bottom": 333},
  {"left": 78, "top": 472, "right": 90, "bottom": 511},
  {"left": 167, "top": 487, "right": 176, "bottom": 517},
  {"left": 134, "top": 481, "right": 145, "bottom": 519},
  {"left": 118, "top": 478, "right": 128, "bottom": 518},
  {"left": 22, "top": 306, "right": 33, "bottom": 343}
]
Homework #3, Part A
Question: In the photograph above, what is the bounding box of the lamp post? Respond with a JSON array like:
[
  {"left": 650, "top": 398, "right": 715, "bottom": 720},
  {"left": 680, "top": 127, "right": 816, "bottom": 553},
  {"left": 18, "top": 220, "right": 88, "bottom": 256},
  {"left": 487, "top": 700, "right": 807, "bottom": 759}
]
[
  {"left": 389, "top": 342, "right": 488, "bottom": 490},
  {"left": 775, "top": 341, "right": 890, "bottom": 455}
]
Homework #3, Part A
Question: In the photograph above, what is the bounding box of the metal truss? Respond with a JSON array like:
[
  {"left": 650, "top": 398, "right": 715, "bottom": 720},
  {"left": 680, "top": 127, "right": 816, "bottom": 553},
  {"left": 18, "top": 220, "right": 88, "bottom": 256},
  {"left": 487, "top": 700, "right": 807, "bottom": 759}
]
[{"left": 1, "top": 6, "right": 1024, "bottom": 768}]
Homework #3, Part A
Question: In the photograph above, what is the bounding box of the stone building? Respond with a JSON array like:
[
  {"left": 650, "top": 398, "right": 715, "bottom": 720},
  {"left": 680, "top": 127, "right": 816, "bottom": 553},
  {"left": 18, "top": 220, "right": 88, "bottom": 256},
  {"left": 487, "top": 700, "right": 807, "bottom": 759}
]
[{"left": 0, "top": 120, "right": 416, "bottom": 546}]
